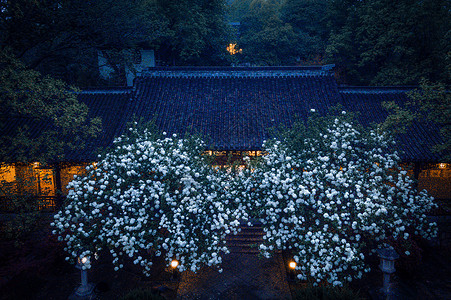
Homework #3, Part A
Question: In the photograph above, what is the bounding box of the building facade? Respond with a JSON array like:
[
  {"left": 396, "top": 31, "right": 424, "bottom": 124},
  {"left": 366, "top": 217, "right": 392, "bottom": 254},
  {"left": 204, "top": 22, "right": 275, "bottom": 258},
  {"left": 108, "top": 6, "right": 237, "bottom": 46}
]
[{"left": 1, "top": 66, "right": 449, "bottom": 210}]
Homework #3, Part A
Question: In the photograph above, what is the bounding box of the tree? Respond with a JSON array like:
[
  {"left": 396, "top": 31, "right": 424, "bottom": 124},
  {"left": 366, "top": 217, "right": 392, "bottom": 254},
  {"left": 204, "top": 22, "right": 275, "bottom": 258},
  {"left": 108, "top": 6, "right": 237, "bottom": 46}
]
[
  {"left": 280, "top": 0, "right": 329, "bottom": 63},
  {"left": 0, "top": 0, "right": 164, "bottom": 86},
  {"left": 228, "top": 0, "right": 253, "bottom": 22},
  {"left": 0, "top": 49, "right": 101, "bottom": 242},
  {"left": 239, "top": 0, "right": 300, "bottom": 65},
  {"left": 1, "top": 0, "right": 234, "bottom": 83},
  {"left": 153, "top": 0, "right": 232, "bottom": 66},
  {"left": 0, "top": 49, "right": 101, "bottom": 163},
  {"left": 381, "top": 79, "right": 451, "bottom": 161},
  {"left": 237, "top": 110, "right": 437, "bottom": 285},
  {"left": 51, "top": 127, "right": 246, "bottom": 274},
  {"left": 326, "top": 0, "right": 451, "bottom": 85}
]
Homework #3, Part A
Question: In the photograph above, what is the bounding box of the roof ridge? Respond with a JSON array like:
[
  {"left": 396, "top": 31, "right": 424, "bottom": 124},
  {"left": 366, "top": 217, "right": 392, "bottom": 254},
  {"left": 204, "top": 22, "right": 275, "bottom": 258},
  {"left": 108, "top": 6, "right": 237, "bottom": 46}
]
[
  {"left": 140, "top": 65, "right": 335, "bottom": 78},
  {"left": 147, "top": 65, "right": 329, "bottom": 70},
  {"left": 339, "top": 86, "right": 416, "bottom": 94},
  {"left": 78, "top": 88, "right": 132, "bottom": 94}
]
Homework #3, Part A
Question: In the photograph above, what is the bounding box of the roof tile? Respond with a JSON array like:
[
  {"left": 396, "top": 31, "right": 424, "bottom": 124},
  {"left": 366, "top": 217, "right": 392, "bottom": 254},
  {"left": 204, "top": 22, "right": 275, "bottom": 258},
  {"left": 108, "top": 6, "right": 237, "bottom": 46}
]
[{"left": 3, "top": 68, "right": 444, "bottom": 163}]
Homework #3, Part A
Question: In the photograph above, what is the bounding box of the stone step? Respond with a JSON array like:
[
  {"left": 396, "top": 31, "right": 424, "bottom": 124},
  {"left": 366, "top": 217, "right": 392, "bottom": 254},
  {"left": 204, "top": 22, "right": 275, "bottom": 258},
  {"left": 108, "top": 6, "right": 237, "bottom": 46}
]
[
  {"left": 227, "top": 244, "right": 282, "bottom": 254},
  {"left": 236, "top": 229, "right": 265, "bottom": 236},
  {"left": 227, "top": 240, "right": 262, "bottom": 247},
  {"left": 227, "top": 247, "right": 260, "bottom": 254},
  {"left": 237, "top": 225, "right": 264, "bottom": 231},
  {"left": 226, "top": 225, "right": 265, "bottom": 254},
  {"left": 226, "top": 235, "right": 264, "bottom": 242}
]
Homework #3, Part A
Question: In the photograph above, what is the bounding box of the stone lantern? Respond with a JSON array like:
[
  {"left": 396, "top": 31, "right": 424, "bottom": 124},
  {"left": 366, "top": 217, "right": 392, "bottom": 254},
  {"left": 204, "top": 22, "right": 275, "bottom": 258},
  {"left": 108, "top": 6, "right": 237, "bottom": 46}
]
[
  {"left": 288, "top": 260, "right": 297, "bottom": 282},
  {"left": 74, "top": 256, "right": 95, "bottom": 298},
  {"left": 377, "top": 247, "right": 399, "bottom": 296},
  {"left": 170, "top": 259, "right": 179, "bottom": 280}
]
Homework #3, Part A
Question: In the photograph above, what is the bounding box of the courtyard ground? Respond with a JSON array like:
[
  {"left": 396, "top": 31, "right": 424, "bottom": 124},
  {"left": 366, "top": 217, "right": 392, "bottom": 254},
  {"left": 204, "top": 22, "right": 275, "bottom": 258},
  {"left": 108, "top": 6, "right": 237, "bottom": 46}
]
[{"left": 0, "top": 215, "right": 450, "bottom": 300}]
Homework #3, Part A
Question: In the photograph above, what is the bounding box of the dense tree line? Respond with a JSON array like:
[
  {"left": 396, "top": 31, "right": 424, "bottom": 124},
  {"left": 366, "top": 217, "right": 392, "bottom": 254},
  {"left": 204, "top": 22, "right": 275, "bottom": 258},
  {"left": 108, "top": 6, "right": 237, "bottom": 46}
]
[
  {"left": 1, "top": 0, "right": 449, "bottom": 86},
  {"left": 1, "top": 0, "right": 449, "bottom": 157},
  {"left": 230, "top": 0, "right": 450, "bottom": 156},
  {"left": 0, "top": 0, "right": 232, "bottom": 87},
  {"left": 231, "top": 0, "right": 450, "bottom": 85},
  {"left": 0, "top": 0, "right": 232, "bottom": 158}
]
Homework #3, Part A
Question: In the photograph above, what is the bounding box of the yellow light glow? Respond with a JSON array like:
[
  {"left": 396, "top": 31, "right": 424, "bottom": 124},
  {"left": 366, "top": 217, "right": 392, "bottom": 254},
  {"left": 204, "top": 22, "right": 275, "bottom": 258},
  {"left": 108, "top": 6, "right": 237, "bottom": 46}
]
[
  {"left": 289, "top": 261, "right": 297, "bottom": 270},
  {"left": 61, "top": 165, "right": 88, "bottom": 194},
  {"left": 227, "top": 43, "right": 242, "bottom": 55},
  {"left": 171, "top": 259, "right": 179, "bottom": 268},
  {"left": 36, "top": 168, "right": 56, "bottom": 196},
  {"left": 213, "top": 151, "right": 226, "bottom": 156},
  {"left": 438, "top": 163, "right": 447, "bottom": 169},
  {"left": 0, "top": 165, "right": 16, "bottom": 182},
  {"left": 81, "top": 257, "right": 88, "bottom": 264}
]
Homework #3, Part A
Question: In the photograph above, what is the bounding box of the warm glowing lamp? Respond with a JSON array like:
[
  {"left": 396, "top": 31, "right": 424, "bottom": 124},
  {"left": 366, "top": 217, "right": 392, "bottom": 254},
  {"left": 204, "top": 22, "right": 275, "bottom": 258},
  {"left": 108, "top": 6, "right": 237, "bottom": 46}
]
[
  {"left": 288, "top": 260, "right": 297, "bottom": 281},
  {"left": 170, "top": 259, "right": 180, "bottom": 281},
  {"left": 74, "top": 256, "right": 94, "bottom": 297},
  {"left": 171, "top": 259, "right": 179, "bottom": 268}
]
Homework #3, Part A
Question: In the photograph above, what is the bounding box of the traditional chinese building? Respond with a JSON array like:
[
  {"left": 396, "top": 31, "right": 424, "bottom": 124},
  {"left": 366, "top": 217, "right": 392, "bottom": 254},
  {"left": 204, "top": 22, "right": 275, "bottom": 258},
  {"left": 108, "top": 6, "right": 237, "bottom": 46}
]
[{"left": 1, "top": 66, "right": 449, "bottom": 210}]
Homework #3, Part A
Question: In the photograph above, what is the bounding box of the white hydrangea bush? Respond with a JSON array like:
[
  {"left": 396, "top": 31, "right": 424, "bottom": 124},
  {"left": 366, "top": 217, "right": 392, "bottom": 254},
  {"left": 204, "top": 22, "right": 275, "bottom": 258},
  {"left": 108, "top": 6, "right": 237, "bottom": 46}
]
[
  {"left": 240, "top": 111, "right": 437, "bottom": 286},
  {"left": 51, "top": 127, "right": 245, "bottom": 274}
]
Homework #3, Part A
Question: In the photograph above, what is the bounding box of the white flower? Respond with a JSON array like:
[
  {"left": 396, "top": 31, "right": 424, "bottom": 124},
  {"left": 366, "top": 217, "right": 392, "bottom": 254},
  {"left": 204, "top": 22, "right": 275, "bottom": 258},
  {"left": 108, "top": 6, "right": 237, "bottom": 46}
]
[{"left": 51, "top": 114, "right": 437, "bottom": 286}]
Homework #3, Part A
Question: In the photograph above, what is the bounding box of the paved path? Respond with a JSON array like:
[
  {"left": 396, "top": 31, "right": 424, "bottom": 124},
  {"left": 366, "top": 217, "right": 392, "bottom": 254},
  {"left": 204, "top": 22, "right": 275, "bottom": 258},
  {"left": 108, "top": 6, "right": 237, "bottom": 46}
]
[{"left": 177, "top": 252, "right": 291, "bottom": 300}]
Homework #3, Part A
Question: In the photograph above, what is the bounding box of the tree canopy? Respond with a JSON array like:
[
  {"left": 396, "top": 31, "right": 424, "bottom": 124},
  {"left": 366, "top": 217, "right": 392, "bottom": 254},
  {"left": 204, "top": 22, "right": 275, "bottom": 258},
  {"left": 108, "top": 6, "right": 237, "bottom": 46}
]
[
  {"left": 326, "top": 0, "right": 451, "bottom": 85},
  {"left": 0, "top": 0, "right": 163, "bottom": 86},
  {"left": 381, "top": 79, "right": 451, "bottom": 161},
  {"left": 152, "top": 0, "right": 232, "bottom": 66},
  {"left": 236, "top": 0, "right": 299, "bottom": 65},
  {"left": 1, "top": 0, "right": 449, "bottom": 85},
  {"left": 52, "top": 128, "right": 246, "bottom": 274},
  {"left": 230, "top": 0, "right": 450, "bottom": 85},
  {"left": 0, "top": 49, "right": 101, "bottom": 163},
  {"left": 0, "top": 0, "right": 232, "bottom": 86}
]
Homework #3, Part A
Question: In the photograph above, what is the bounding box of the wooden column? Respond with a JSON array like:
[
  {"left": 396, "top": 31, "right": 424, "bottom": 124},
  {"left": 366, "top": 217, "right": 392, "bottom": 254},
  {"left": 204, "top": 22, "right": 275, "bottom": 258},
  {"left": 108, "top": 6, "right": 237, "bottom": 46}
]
[
  {"left": 413, "top": 162, "right": 422, "bottom": 190},
  {"left": 54, "top": 163, "right": 63, "bottom": 209}
]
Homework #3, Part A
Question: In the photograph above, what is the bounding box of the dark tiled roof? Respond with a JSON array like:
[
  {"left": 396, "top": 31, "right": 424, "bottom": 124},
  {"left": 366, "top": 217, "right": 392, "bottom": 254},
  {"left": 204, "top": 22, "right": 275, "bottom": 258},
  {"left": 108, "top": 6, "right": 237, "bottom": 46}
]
[
  {"left": 67, "top": 89, "right": 133, "bottom": 161},
  {"left": 339, "top": 87, "right": 443, "bottom": 162},
  {"left": 1, "top": 88, "right": 133, "bottom": 163},
  {"left": 131, "top": 67, "right": 341, "bottom": 150},
  {"left": 3, "top": 67, "right": 445, "bottom": 163},
  {"left": 1, "top": 117, "right": 55, "bottom": 162}
]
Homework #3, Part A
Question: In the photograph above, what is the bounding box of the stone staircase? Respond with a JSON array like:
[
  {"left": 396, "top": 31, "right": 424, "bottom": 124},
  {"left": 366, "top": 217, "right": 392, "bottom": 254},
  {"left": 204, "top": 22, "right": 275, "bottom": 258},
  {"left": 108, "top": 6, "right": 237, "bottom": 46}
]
[{"left": 226, "top": 224, "right": 265, "bottom": 254}]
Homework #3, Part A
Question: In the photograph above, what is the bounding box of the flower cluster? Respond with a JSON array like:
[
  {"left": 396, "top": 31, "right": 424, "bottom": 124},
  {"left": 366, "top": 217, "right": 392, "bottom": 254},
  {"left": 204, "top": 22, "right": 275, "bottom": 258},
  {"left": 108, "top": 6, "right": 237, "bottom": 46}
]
[
  {"left": 51, "top": 127, "right": 246, "bottom": 274},
  {"left": 238, "top": 111, "right": 437, "bottom": 286},
  {"left": 52, "top": 112, "right": 437, "bottom": 286}
]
